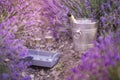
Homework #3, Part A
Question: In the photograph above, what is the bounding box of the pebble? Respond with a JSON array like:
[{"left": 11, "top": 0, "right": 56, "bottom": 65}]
[{"left": 30, "top": 74, "right": 34, "bottom": 80}]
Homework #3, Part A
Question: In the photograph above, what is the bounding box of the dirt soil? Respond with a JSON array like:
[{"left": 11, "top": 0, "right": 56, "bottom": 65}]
[{"left": 26, "top": 32, "right": 83, "bottom": 80}]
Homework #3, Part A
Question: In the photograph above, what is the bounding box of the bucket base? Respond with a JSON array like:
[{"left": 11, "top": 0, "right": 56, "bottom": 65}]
[{"left": 73, "top": 44, "right": 94, "bottom": 53}]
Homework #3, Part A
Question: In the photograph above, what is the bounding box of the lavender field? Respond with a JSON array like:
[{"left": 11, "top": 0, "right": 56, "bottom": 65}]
[{"left": 0, "top": 0, "right": 120, "bottom": 80}]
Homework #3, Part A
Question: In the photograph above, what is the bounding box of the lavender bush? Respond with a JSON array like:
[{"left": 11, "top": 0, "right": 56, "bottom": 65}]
[
  {"left": 0, "top": 0, "right": 30, "bottom": 80},
  {"left": 64, "top": 0, "right": 120, "bottom": 80},
  {"left": 14, "top": 0, "right": 59, "bottom": 48},
  {"left": 0, "top": 0, "right": 119, "bottom": 80},
  {"left": 40, "top": 0, "right": 119, "bottom": 38},
  {"left": 59, "top": 0, "right": 120, "bottom": 37},
  {"left": 68, "top": 35, "right": 120, "bottom": 80},
  {"left": 40, "top": 0, "right": 69, "bottom": 39},
  {"left": 36, "top": 1, "right": 120, "bottom": 79}
]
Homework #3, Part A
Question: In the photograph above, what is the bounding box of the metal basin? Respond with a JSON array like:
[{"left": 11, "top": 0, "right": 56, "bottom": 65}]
[{"left": 23, "top": 49, "right": 61, "bottom": 68}]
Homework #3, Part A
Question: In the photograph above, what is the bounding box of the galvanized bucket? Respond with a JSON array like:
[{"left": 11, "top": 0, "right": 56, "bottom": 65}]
[{"left": 71, "top": 18, "right": 97, "bottom": 53}]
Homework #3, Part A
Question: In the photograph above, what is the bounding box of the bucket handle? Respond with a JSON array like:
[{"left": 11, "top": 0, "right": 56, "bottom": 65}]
[{"left": 73, "top": 30, "right": 82, "bottom": 39}]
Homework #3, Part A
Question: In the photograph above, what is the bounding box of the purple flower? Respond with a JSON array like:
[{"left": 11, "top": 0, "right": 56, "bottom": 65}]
[
  {"left": 100, "top": 16, "right": 107, "bottom": 28},
  {"left": 71, "top": 68, "right": 79, "bottom": 74},
  {"left": 2, "top": 73, "right": 10, "bottom": 79},
  {"left": 23, "top": 76, "right": 31, "bottom": 80},
  {"left": 105, "top": 1, "right": 112, "bottom": 10},
  {"left": 0, "top": 0, "right": 30, "bottom": 79},
  {"left": 101, "top": 4, "right": 106, "bottom": 14},
  {"left": 84, "top": 0, "right": 91, "bottom": 10},
  {"left": 117, "top": 19, "right": 120, "bottom": 26}
]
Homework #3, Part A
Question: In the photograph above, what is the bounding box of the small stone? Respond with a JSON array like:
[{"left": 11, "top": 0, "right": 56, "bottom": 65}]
[
  {"left": 40, "top": 45, "right": 45, "bottom": 48},
  {"left": 40, "top": 70, "right": 45, "bottom": 76},
  {"left": 70, "top": 50, "right": 75, "bottom": 53},
  {"left": 4, "top": 58, "right": 10, "bottom": 62},
  {"left": 59, "top": 44, "right": 64, "bottom": 49},
  {"left": 30, "top": 74, "right": 34, "bottom": 80},
  {"left": 22, "top": 71, "right": 26, "bottom": 77}
]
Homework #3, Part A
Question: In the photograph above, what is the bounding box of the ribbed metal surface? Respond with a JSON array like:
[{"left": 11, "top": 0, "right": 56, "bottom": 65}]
[
  {"left": 23, "top": 49, "right": 61, "bottom": 68},
  {"left": 71, "top": 18, "right": 97, "bottom": 53}
]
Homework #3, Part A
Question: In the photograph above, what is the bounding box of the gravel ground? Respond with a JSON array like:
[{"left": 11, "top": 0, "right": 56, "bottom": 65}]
[{"left": 26, "top": 32, "right": 83, "bottom": 80}]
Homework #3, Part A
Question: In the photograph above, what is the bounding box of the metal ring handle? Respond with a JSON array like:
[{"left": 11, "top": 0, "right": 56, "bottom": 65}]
[{"left": 73, "top": 31, "right": 82, "bottom": 39}]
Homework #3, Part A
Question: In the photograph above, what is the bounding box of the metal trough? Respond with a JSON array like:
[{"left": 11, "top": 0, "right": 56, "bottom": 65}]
[{"left": 23, "top": 49, "right": 61, "bottom": 68}]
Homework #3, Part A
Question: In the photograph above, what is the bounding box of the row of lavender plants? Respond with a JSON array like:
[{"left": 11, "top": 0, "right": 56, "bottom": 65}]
[
  {"left": 0, "top": 0, "right": 31, "bottom": 80},
  {"left": 40, "top": 0, "right": 120, "bottom": 38},
  {"left": 0, "top": 0, "right": 120, "bottom": 80},
  {"left": 0, "top": 0, "right": 67, "bottom": 79},
  {"left": 0, "top": 0, "right": 60, "bottom": 79},
  {"left": 36, "top": 0, "right": 120, "bottom": 79},
  {"left": 63, "top": 0, "right": 120, "bottom": 80}
]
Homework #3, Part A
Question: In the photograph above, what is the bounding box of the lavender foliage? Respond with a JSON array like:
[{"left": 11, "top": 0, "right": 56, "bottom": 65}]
[
  {"left": 65, "top": 0, "right": 120, "bottom": 80},
  {"left": 68, "top": 34, "right": 120, "bottom": 80},
  {"left": 39, "top": 0, "right": 70, "bottom": 39},
  {"left": 0, "top": 0, "right": 30, "bottom": 80},
  {"left": 0, "top": 0, "right": 120, "bottom": 80},
  {"left": 59, "top": 0, "right": 120, "bottom": 37}
]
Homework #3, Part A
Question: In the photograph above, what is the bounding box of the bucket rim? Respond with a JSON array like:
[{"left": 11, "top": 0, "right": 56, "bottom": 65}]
[{"left": 72, "top": 18, "right": 98, "bottom": 24}]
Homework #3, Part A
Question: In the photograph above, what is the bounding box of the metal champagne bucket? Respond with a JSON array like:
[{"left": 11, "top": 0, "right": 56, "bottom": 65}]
[{"left": 71, "top": 18, "right": 97, "bottom": 53}]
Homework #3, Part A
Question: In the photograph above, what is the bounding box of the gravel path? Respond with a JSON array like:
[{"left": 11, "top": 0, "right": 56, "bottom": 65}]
[{"left": 26, "top": 32, "right": 83, "bottom": 80}]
